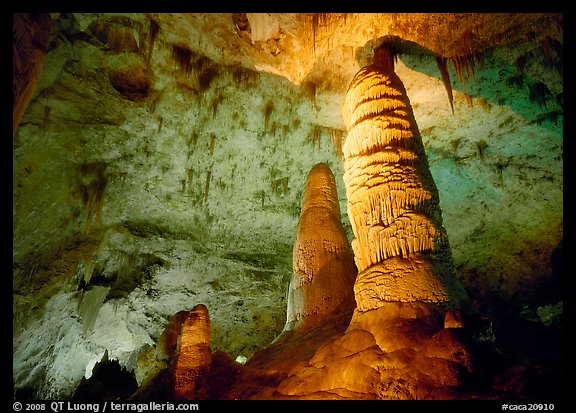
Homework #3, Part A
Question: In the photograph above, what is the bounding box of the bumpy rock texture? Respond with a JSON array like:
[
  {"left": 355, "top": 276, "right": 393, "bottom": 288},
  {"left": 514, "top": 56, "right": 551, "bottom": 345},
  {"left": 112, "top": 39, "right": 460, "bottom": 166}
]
[
  {"left": 230, "top": 51, "right": 478, "bottom": 400},
  {"left": 342, "top": 45, "right": 469, "bottom": 311},
  {"left": 283, "top": 162, "right": 357, "bottom": 332},
  {"left": 172, "top": 304, "right": 211, "bottom": 400},
  {"left": 13, "top": 13, "right": 563, "bottom": 400},
  {"left": 126, "top": 160, "right": 478, "bottom": 399}
]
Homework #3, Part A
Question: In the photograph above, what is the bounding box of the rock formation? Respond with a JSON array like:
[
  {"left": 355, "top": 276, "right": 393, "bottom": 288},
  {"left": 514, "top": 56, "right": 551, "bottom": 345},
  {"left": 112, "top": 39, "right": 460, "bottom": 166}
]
[
  {"left": 12, "top": 13, "right": 562, "bottom": 401},
  {"left": 230, "top": 44, "right": 482, "bottom": 400},
  {"left": 341, "top": 44, "right": 470, "bottom": 312},
  {"left": 131, "top": 49, "right": 485, "bottom": 400},
  {"left": 172, "top": 304, "right": 212, "bottom": 400},
  {"left": 132, "top": 304, "right": 212, "bottom": 400},
  {"left": 283, "top": 162, "right": 357, "bottom": 332},
  {"left": 240, "top": 162, "right": 358, "bottom": 379}
]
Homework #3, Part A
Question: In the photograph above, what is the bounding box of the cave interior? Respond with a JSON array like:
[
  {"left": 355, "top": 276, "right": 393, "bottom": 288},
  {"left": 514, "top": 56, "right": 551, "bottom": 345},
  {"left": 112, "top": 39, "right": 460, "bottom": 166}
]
[{"left": 12, "top": 12, "right": 564, "bottom": 400}]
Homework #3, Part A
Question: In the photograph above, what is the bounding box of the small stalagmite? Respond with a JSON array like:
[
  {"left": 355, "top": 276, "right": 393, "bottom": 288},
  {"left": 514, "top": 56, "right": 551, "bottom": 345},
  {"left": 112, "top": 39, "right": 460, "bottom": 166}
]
[
  {"left": 283, "top": 162, "right": 357, "bottom": 332},
  {"left": 341, "top": 45, "right": 469, "bottom": 312},
  {"left": 172, "top": 304, "right": 212, "bottom": 400}
]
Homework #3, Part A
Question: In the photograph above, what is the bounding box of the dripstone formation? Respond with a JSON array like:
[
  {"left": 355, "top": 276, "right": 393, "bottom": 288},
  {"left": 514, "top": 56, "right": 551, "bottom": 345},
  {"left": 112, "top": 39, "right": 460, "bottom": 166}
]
[
  {"left": 172, "top": 304, "right": 211, "bottom": 400},
  {"left": 12, "top": 13, "right": 563, "bottom": 401},
  {"left": 342, "top": 45, "right": 470, "bottom": 311},
  {"left": 247, "top": 46, "right": 480, "bottom": 399},
  {"left": 130, "top": 148, "right": 484, "bottom": 399},
  {"left": 283, "top": 162, "right": 357, "bottom": 333},
  {"left": 127, "top": 47, "right": 487, "bottom": 400}
]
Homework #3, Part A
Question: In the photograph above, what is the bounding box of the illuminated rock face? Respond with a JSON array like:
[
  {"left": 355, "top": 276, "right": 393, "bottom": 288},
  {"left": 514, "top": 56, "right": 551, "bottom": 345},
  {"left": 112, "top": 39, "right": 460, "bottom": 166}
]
[
  {"left": 270, "top": 302, "right": 476, "bottom": 400},
  {"left": 241, "top": 163, "right": 357, "bottom": 380},
  {"left": 11, "top": 14, "right": 562, "bottom": 400},
  {"left": 130, "top": 155, "right": 478, "bottom": 400},
  {"left": 342, "top": 46, "right": 468, "bottom": 311},
  {"left": 284, "top": 163, "right": 357, "bottom": 332},
  {"left": 239, "top": 134, "right": 478, "bottom": 399},
  {"left": 172, "top": 304, "right": 212, "bottom": 400}
]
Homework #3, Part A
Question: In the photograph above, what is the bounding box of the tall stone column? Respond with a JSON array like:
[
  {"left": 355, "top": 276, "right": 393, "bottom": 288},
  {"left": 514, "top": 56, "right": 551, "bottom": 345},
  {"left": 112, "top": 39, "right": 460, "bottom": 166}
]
[
  {"left": 283, "top": 162, "right": 357, "bottom": 332},
  {"left": 342, "top": 45, "right": 469, "bottom": 312}
]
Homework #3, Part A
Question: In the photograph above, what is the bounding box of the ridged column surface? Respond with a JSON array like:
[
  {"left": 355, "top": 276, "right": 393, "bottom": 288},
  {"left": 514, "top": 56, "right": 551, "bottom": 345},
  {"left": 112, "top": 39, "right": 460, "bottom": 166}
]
[
  {"left": 284, "top": 163, "right": 357, "bottom": 331},
  {"left": 342, "top": 48, "right": 466, "bottom": 311}
]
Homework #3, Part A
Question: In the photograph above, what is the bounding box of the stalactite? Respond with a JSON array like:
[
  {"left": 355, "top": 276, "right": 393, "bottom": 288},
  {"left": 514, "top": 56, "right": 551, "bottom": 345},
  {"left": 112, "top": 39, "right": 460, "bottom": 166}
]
[
  {"left": 450, "top": 54, "right": 477, "bottom": 93},
  {"left": 13, "top": 13, "right": 52, "bottom": 137},
  {"left": 186, "top": 132, "right": 199, "bottom": 158},
  {"left": 539, "top": 36, "right": 563, "bottom": 75},
  {"left": 329, "top": 128, "right": 345, "bottom": 159},
  {"left": 230, "top": 64, "right": 259, "bottom": 86},
  {"left": 302, "top": 80, "right": 317, "bottom": 105},
  {"left": 528, "top": 81, "right": 553, "bottom": 109},
  {"left": 204, "top": 171, "right": 211, "bottom": 203},
  {"left": 171, "top": 45, "right": 193, "bottom": 75},
  {"left": 79, "top": 162, "right": 108, "bottom": 235},
  {"left": 310, "top": 14, "right": 323, "bottom": 53},
  {"left": 81, "top": 257, "right": 96, "bottom": 285},
  {"left": 146, "top": 19, "right": 159, "bottom": 68},
  {"left": 107, "top": 25, "right": 138, "bottom": 53},
  {"left": 310, "top": 13, "right": 349, "bottom": 54},
  {"left": 476, "top": 140, "right": 488, "bottom": 159},
  {"left": 42, "top": 105, "right": 51, "bottom": 136},
  {"left": 198, "top": 66, "right": 218, "bottom": 92},
  {"left": 109, "top": 68, "right": 150, "bottom": 103},
  {"left": 308, "top": 125, "right": 322, "bottom": 151},
  {"left": 90, "top": 18, "right": 139, "bottom": 53},
  {"left": 78, "top": 285, "right": 110, "bottom": 332},
  {"left": 115, "top": 250, "right": 136, "bottom": 285},
  {"left": 211, "top": 93, "right": 224, "bottom": 118},
  {"left": 263, "top": 101, "right": 274, "bottom": 130},
  {"left": 507, "top": 74, "right": 525, "bottom": 88},
  {"left": 271, "top": 177, "right": 289, "bottom": 195},
  {"left": 209, "top": 132, "right": 216, "bottom": 155},
  {"left": 436, "top": 56, "right": 454, "bottom": 114}
]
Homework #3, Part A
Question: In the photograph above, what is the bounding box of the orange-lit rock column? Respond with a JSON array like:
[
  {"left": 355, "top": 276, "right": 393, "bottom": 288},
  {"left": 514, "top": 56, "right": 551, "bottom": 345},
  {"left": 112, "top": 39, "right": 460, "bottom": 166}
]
[
  {"left": 283, "top": 163, "right": 357, "bottom": 332},
  {"left": 173, "top": 304, "right": 212, "bottom": 399},
  {"left": 342, "top": 46, "right": 468, "bottom": 312}
]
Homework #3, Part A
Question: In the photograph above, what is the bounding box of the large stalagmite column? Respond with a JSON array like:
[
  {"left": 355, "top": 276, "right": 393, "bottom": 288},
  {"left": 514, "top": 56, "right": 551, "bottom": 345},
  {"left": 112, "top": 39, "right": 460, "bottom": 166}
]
[
  {"left": 283, "top": 163, "right": 357, "bottom": 332},
  {"left": 342, "top": 45, "right": 469, "bottom": 312}
]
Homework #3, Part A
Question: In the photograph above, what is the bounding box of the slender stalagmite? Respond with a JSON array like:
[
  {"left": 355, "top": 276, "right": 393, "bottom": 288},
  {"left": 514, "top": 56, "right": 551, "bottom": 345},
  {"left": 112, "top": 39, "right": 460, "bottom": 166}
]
[
  {"left": 342, "top": 45, "right": 469, "bottom": 311},
  {"left": 173, "top": 304, "right": 212, "bottom": 399},
  {"left": 283, "top": 162, "right": 357, "bottom": 332}
]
